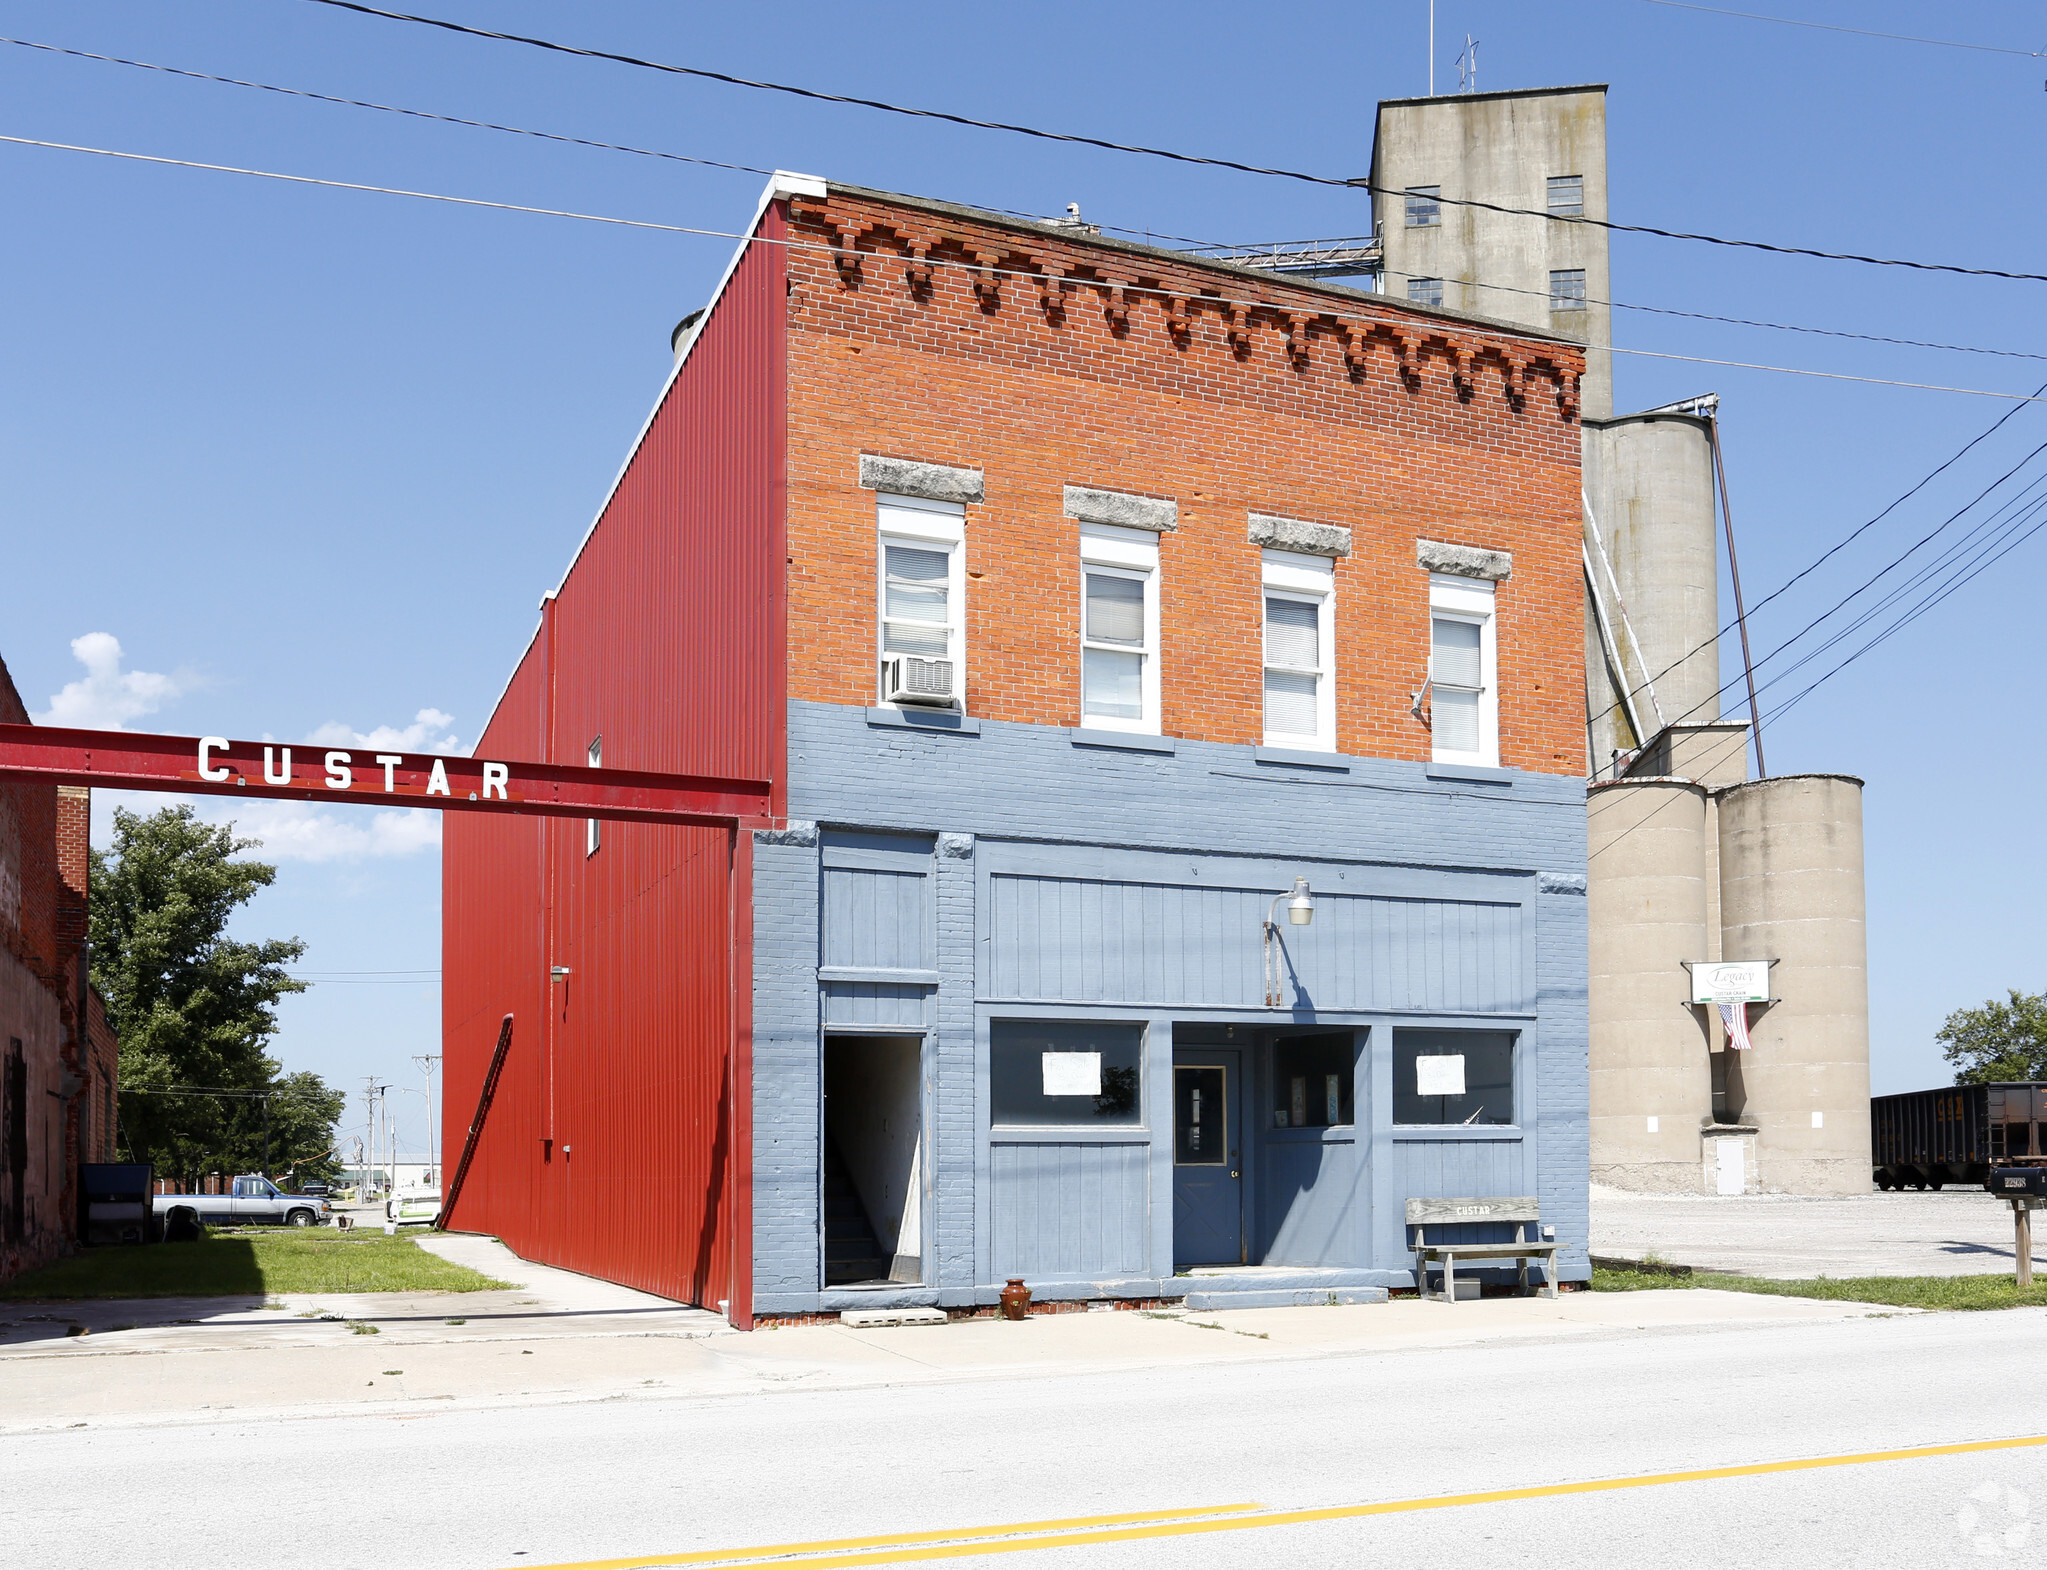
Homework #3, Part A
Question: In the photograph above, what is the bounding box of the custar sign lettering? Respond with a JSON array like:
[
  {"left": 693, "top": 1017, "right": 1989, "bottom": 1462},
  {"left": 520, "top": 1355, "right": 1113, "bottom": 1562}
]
[
  {"left": 0, "top": 723, "right": 772, "bottom": 828},
  {"left": 195, "top": 737, "right": 510, "bottom": 804}
]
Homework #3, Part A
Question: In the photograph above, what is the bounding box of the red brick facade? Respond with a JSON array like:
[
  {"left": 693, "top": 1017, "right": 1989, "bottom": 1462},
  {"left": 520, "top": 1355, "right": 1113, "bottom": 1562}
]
[
  {"left": 781, "top": 188, "right": 1585, "bottom": 775},
  {"left": 0, "top": 658, "right": 119, "bottom": 1283}
]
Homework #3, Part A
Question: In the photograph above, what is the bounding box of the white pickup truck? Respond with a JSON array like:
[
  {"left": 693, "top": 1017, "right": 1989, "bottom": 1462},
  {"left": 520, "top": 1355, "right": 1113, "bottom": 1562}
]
[{"left": 153, "top": 1175, "right": 328, "bottom": 1231}]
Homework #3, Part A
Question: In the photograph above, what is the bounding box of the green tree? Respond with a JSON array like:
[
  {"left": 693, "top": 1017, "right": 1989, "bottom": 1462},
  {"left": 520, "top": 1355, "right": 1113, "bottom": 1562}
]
[
  {"left": 91, "top": 805, "right": 337, "bottom": 1181},
  {"left": 1940, "top": 990, "right": 2047, "bottom": 1085}
]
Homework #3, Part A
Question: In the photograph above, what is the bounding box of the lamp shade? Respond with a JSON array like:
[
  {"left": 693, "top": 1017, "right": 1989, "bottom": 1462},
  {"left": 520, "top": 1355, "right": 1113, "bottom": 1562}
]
[{"left": 1287, "top": 876, "right": 1314, "bottom": 925}]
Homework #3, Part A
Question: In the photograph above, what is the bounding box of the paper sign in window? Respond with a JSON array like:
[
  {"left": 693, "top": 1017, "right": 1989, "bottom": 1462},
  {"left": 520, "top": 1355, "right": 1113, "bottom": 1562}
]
[
  {"left": 1042, "top": 1051, "right": 1102, "bottom": 1097},
  {"left": 1414, "top": 1054, "right": 1466, "bottom": 1097}
]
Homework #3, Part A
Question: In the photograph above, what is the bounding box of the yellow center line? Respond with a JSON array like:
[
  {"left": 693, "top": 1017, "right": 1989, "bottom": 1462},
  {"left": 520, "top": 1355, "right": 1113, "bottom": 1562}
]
[
  {"left": 513, "top": 1505, "right": 1268, "bottom": 1570},
  {"left": 518, "top": 1432, "right": 2047, "bottom": 1570}
]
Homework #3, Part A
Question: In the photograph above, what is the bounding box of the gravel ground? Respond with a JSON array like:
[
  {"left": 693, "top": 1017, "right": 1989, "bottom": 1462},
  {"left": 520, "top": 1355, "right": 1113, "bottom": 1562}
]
[{"left": 1590, "top": 1184, "right": 2039, "bottom": 1278}]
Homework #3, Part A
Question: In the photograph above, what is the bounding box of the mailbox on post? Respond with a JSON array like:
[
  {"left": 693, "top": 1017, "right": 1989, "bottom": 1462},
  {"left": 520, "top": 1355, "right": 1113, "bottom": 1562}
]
[
  {"left": 1987, "top": 1167, "right": 2047, "bottom": 1199},
  {"left": 1986, "top": 1166, "right": 2047, "bottom": 1287}
]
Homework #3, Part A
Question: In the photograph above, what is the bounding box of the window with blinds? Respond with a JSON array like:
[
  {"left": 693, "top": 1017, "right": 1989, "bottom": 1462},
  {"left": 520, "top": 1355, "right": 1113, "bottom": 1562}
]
[
  {"left": 875, "top": 493, "right": 967, "bottom": 709},
  {"left": 1264, "top": 595, "right": 1323, "bottom": 744},
  {"left": 1429, "top": 573, "right": 1496, "bottom": 765},
  {"left": 1082, "top": 570, "right": 1147, "bottom": 722},
  {"left": 883, "top": 543, "right": 952, "bottom": 660}
]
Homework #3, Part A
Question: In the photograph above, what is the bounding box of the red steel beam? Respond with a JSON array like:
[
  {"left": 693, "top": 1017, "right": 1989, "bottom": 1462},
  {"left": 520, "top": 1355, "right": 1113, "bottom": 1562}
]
[{"left": 0, "top": 724, "right": 771, "bottom": 827}]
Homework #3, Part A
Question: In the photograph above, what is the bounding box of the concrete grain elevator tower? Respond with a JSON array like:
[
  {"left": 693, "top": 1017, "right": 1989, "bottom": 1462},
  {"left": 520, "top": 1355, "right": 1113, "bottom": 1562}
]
[{"left": 1370, "top": 84, "right": 1872, "bottom": 1194}]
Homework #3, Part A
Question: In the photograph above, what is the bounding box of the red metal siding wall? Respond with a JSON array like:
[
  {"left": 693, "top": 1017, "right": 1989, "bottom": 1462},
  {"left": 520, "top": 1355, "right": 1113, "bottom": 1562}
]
[{"left": 442, "top": 205, "right": 788, "bottom": 1315}]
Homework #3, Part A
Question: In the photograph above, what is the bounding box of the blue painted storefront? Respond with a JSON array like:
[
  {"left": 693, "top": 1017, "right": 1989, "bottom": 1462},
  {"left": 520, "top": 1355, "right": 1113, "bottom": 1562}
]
[{"left": 751, "top": 700, "right": 1589, "bottom": 1315}]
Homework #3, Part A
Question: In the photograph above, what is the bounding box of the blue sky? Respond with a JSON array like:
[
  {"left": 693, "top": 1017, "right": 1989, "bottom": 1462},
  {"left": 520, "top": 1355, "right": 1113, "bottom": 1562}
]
[{"left": 3, "top": 0, "right": 2042, "bottom": 1148}]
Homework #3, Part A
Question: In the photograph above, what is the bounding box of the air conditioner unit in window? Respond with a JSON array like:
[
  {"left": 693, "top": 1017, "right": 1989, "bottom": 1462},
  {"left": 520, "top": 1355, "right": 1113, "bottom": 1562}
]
[{"left": 882, "top": 655, "right": 956, "bottom": 708}]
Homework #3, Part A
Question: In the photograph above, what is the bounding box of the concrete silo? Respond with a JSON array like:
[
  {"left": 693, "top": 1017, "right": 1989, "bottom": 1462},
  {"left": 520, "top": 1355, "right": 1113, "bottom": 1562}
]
[
  {"left": 1588, "top": 778, "right": 1714, "bottom": 1190},
  {"left": 1717, "top": 775, "right": 1872, "bottom": 1194},
  {"left": 1582, "top": 410, "right": 1721, "bottom": 777}
]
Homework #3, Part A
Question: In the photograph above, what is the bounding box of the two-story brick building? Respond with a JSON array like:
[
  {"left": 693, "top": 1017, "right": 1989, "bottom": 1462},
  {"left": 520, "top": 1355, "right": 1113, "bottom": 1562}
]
[
  {"left": 442, "top": 174, "right": 1591, "bottom": 1326},
  {"left": 0, "top": 654, "right": 121, "bottom": 1284}
]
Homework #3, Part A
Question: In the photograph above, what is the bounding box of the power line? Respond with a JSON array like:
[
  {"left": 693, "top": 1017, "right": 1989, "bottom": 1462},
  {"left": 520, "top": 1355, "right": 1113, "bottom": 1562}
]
[
  {"left": 0, "top": 35, "right": 775, "bottom": 177},
  {"left": 1593, "top": 377, "right": 2047, "bottom": 759},
  {"left": 299, "top": 0, "right": 2047, "bottom": 286},
  {"left": 17, "top": 30, "right": 2037, "bottom": 372},
  {"left": 1590, "top": 481, "right": 2047, "bottom": 862},
  {"left": 0, "top": 133, "right": 730, "bottom": 236},
  {"left": 12, "top": 131, "right": 2047, "bottom": 411},
  {"left": 1622, "top": 0, "right": 2046, "bottom": 58},
  {"left": 1610, "top": 423, "right": 2047, "bottom": 753},
  {"left": 1386, "top": 267, "right": 2047, "bottom": 366}
]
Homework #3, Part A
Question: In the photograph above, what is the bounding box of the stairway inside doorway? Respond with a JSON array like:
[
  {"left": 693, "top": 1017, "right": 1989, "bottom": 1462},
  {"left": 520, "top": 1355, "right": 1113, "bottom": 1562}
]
[{"left": 823, "top": 1137, "right": 889, "bottom": 1285}]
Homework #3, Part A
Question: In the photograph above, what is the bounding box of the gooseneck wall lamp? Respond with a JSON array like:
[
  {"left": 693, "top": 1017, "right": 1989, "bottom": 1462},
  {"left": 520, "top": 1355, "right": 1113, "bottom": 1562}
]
[{"left": 1264, "top": 877, "right": 1315, "bottom": 1006}]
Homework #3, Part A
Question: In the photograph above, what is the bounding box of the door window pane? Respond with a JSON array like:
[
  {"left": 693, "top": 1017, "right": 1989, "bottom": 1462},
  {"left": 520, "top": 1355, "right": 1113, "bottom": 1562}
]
[
  {"left": 1393, "top": 1029, "right": 1515, "bottom": 1125},
  {"left": 1175, "top": 1066, "right": 1227, "bottom": 1164},
  {"left": 1083, "top": 648, "right": 1143, "bottom": 719},
  {"left": 991, "top": 1021, "right": 1143, "bottom": 1126},
  {"left": 1272, "top": 1032, "right": 1354, "bottom": 1128}
]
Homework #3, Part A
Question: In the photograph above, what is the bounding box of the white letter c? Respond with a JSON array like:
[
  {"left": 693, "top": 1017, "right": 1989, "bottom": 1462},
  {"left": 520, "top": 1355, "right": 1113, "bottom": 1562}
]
[{"left": 197, "top": 737, "right": 231, "bottom": 783}]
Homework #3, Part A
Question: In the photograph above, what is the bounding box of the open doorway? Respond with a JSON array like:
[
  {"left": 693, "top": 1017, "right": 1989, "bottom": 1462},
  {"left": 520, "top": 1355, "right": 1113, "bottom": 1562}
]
[{"left": 821, "top": 1034, "right": 924, "bottom": 1286}]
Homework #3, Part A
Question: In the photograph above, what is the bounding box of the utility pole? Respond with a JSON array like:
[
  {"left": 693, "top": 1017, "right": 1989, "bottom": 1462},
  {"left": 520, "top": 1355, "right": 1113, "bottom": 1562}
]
[
  {"left": 361, "top": 1076, "right": 374, "bottom": 1200},
  {"left": 412, "top": 1054, "right": 441, "bottom": 1182}
]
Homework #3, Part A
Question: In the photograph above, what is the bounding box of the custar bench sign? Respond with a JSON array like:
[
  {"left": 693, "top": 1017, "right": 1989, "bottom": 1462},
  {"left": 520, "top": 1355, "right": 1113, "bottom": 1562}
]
[{"left": 0, "top": 723, "right": 772, "bottom": 827}]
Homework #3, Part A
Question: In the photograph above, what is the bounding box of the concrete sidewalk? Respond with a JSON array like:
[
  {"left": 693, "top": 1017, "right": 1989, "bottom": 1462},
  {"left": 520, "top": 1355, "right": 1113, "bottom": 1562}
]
[
  {"left": 1, "top": 1248, "right": 1910, "bottom": 1434},
  {"left": 0, "top": 1234, "right": 728, "bottom": 1356},
  {"left": 1590, "top": 1186, "right": 2037, "bottom": 1278}
]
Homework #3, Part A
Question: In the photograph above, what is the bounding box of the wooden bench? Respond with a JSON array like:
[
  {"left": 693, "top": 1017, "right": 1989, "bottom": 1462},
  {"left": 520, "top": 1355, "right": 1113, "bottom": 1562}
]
[{"left": 1407, "top": 1196, "right": 1558, "bottom": 1304}]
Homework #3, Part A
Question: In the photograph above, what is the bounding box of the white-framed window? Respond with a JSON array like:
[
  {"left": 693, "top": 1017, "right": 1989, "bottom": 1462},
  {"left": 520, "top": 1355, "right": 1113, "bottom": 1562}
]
[
  {"left": 1404, "top": 185, "right": 1441, "bottom": 227},
  {"left": 1262, "top": 549, "right": 1334, "bottom": 750},
  {"left": 585, "top": 736, "right": 602, "bottom": 856},
  {"left": 1429, "top": 574, "right": 1498, "bottom": 767},
  {"left": 876, "top": 493, "right": 966, "bottom": 709},
  {"left": 1547, "top": 174, "right": 1584, "bottom": 217},
  {"left": 1079, "top": 523, "right": 1159, "bottom": 734}
]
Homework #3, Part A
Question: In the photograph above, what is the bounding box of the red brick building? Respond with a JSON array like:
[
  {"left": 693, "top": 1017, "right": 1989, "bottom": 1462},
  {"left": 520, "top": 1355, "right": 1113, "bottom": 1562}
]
[
  {"left": 0, "top": 655, "right": 119, "bottom": 1283},
  {"left": 445, "top": 177, "right": 1590, "bottom": 1325}
]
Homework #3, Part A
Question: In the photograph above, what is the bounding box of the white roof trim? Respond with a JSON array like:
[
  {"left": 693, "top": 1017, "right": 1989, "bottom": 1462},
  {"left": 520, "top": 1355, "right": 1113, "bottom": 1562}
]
[{"left": 476, "top": 173, "right": 829, "bottom": 741}]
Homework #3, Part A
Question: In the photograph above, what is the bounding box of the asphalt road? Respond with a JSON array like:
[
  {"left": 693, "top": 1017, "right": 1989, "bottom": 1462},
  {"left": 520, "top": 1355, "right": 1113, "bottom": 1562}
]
[{"left": 18, "top": 1307, "right": 2046, "bottom": 1570}]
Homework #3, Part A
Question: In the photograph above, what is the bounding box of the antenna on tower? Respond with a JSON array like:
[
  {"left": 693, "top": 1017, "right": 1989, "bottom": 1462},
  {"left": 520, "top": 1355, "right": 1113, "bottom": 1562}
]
[
  {"left": 1428, "top": 0, "right": 1435, "bottom": 95},
  {"left": 1457, "top": 34, "right": 1481, "bottom": 93}
]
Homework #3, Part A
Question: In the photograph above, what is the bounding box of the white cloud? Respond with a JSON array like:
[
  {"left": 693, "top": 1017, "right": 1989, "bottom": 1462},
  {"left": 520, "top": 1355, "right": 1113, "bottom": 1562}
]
[
  {"left": 34, "top": 633, "right": 193, "bottom": 729},
  {"left": 304, "top": 707, "right": 461, "bottom": 755},
  {"left": 189, "top": 799, "right": 443, "bottom": 864}
]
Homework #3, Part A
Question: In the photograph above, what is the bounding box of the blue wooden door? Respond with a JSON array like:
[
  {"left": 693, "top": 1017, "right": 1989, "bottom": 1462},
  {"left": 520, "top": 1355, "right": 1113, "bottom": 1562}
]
[{"left": 1173, "top": 1050, "right": 1243, "bottom": 1266}]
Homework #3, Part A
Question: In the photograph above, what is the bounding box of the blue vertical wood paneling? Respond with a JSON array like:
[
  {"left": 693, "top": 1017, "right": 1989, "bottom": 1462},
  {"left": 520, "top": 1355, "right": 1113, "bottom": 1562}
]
[
  {"left": 821, "top": 867, "right": 931, "bottom": 969},
  {"left": 819, "top": 981, "right": 929, "bottom": 1029},
  {"left": 988, "top": 1142, "right": 1148, "bottom": 1277},
  {"left": 985, "top": 875, "right": 1523, "bottom": 1012}
]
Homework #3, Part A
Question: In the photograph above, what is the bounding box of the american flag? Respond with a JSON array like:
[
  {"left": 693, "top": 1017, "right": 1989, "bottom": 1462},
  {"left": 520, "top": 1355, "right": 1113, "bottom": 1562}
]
[{"left": 1718, "top": 1002, "right": 1753, "bottom": 1051}]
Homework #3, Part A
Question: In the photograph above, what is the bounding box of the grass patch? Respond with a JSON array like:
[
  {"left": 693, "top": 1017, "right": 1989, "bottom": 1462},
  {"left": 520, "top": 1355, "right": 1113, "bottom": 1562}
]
[
  {"left": 0, "top": 1229, "right": 512, "bottom": 1301},
  {"left": 1592, "top": 1265, "right": 2047, "bottom": 1311}
]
